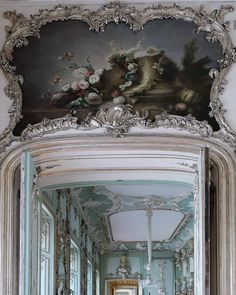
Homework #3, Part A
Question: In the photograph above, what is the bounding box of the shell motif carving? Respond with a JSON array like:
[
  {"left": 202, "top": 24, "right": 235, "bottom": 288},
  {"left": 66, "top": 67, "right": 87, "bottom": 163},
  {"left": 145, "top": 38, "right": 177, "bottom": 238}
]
[{"left": 0, "top": 1, "right": 235, "bottom": 155}]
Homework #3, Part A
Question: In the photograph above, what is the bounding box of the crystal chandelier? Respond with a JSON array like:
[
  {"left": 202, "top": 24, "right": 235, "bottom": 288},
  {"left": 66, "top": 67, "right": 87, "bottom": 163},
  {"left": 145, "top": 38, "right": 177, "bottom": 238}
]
[{"left": 140, "top": 206, "right": 167, "bottom": 294}]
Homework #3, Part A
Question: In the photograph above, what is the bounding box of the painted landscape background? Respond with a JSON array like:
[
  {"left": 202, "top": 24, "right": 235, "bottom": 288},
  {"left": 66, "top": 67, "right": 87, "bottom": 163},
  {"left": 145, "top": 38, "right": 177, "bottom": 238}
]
[{"left": 12, "top": 19, "right": 222, "bottom": 135}]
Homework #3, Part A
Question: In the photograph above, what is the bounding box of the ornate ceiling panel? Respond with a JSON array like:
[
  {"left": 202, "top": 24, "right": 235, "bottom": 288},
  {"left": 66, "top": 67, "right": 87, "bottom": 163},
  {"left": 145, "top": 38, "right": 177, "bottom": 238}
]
[
  {"left": 109, "top": 209, "right": 186, "bottom": 241},
  {"left": 68, "top": 181, "right": 194, "bottom": 252}
]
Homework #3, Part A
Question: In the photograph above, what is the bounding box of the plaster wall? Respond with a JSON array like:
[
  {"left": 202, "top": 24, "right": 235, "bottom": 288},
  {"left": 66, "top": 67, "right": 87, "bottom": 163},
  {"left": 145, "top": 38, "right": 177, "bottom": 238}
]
[{"left": 100, "top": 251, "right": 174, "bottom": 295}]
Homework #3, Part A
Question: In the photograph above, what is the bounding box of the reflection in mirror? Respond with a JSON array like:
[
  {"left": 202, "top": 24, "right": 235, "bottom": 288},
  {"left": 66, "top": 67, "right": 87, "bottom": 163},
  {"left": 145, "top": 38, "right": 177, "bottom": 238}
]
[
  {"left": 96, "top": 183, "right": 195, "bottom": 295},
  {"left": 106, "top": 279, "right": 141, "bottom": 295},
  {"left": 41, "top": 180, "right": 199, "bottom": 295}
]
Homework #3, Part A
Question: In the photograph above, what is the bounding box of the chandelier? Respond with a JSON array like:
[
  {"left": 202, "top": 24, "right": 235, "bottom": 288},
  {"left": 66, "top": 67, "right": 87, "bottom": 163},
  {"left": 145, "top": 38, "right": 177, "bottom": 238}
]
[{"left": 140, "top": 206, "right": 167, "bottom": 295}]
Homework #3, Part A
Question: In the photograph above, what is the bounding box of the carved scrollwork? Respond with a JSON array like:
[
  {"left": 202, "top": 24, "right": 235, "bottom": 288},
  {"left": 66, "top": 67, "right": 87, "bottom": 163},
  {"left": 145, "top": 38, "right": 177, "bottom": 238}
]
[
  {"left": 0, "top": 131, "right": 16, "bottom": 156},
  {"left": 218, "top": 48, "right": 236, "bottom": 69},
  {"left": 81, "top": 104, "right": 213, "bottom": 137},
  {"left": 147, "top": 113, "right": 213, "bottom": 137},
  {"left": 80, "top": 103, "right": 147, "bottom": 137},
  {"left": 0, "top": 1, "right": 235, "bottom": 154},
  {"left": 105, "top": 256, "right": 142, "bottom": 279},
  {"left": 20, "top": 114, "right": 78, "bottom": 140},
  {"left": 19, "top": 103, "right": 214, "bottom": 139}
]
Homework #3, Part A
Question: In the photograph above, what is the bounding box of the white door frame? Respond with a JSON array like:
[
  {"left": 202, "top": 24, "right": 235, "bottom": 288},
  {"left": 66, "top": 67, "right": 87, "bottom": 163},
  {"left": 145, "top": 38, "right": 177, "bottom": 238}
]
[{"left": 0, "top": 133, "right": 235, "bottom": 295}]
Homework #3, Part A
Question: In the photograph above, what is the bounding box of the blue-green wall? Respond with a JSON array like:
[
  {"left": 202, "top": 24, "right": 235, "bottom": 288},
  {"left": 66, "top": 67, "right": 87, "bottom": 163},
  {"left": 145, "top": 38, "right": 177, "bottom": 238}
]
[
  {"left": 101, "top": 251, "right": 175, "bottom": 295},
  {"left": 42, "top": 189, "right": 100, "bottom": 295}
]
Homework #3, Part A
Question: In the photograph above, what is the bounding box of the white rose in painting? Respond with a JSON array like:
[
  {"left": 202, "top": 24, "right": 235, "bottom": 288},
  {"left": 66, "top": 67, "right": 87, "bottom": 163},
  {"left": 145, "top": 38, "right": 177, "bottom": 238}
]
[
  {"left": 85, "top": 92, "right": 102, "bottom": 105},
  {"left": 62, "top": 84, "right": 70, "bottom": 92},
  {"left": 113, "top": 96, "right": 126, "bottom": 104},
  {"left": 51, "top": 92, "right": 64, "bottom": 102},
  {"left": 89, "top": 73, "right": 100, "bottom": 84},
  {"left": 94, "top": 69, "right": 104, "bottom": 76},
  {"left": 127, "top": 63, "right": 138, "bottom": 72}
]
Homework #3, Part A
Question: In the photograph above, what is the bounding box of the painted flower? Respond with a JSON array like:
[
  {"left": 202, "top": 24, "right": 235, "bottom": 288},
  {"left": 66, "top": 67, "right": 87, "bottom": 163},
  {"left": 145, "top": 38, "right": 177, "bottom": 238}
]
[
  {"left": 71, "top": 81, "right": 81, "bottom": 90},
  {"left": 78, "top": 80, "right": 89, "bottom": 90},
  {"left": 72, "top": 67, "right": 88, "bottom": 79},
  {"left": 175, "top": 103, "right": 187, "bottom": 111},
  {"left": 58, "top": 52, "right": 74, "bottom": 60},
  {"left": 85, "top": 92, "right": 102, "bottom": 105},
  {"left": 78, "top": 89, "right": 88, "bottom": 97},
  {"left": 125, "top": 72, "right": 138, "bottom": 81},
  {"left": 67, "top": 97, "right": 84, "bottom": 108},
  {"left": 127, "top": 63, "right": 138, "bottom": 72},
  {"left": 89, "top": 73, "right": 100, "bottom": 84},
  {"left": 111, "top": 90, "right": 120, "bottom": 98},
  {"left": 62, "top": 84, "right": 70, "bottom": 92},
  {"left": 50, "top": 75, "right": 61, "bottom": 84},
  {"left": 85, "top": 70, "right": 94, "bottom": 78},
  {"left": 113, "top": 96, "right": 126, "bottom": 104},
  {"left": 71, "top": 80, "right": 89, "bottom": 90},
  {"left": 95, "top": 69, "right": 104, "bottom": 76},
  {"left": 50, "top": 92, "right": 65, "bottom": 104}
]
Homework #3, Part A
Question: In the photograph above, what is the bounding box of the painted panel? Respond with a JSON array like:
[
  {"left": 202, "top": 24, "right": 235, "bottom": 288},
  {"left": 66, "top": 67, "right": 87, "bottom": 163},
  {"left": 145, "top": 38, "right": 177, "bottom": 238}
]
[{"left": 12, "top": 18, "right": 221, "bottom": 135}]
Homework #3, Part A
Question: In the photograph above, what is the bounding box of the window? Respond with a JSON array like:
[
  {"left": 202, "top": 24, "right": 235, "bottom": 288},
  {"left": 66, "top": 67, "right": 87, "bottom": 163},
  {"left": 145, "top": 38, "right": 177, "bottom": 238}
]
[
  {"left": 70, "top": 240, "right": 81, "bottom": 295},
  {"left": 96, "top": 270, "right": 100, "bottom": 295},
  {"left": 87, "top": 260, "right": 92, "bottom": 295},
  {"left": 40, "top": 205, "right": 54, "bottom": 295}
]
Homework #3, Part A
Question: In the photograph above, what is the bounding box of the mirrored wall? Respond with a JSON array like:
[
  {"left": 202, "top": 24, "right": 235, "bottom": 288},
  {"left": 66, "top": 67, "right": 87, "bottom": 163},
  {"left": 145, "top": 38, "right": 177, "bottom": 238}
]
[{"left": 38, "top": 180, "right": 196, "bottom": 295}]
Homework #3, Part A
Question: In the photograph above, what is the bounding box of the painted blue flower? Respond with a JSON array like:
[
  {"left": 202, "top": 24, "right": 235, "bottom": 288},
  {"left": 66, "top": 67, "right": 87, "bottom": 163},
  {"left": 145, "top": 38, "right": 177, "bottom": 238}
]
[{"left": 125, "top": 72, "right": 138, "bottom": 81}]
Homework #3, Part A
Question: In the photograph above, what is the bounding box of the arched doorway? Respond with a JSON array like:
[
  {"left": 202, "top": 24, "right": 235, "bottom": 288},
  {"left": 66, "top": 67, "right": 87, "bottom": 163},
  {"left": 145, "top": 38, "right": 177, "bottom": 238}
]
[{"left": 0, "top": 133, "right": 235, "bottom": 295}]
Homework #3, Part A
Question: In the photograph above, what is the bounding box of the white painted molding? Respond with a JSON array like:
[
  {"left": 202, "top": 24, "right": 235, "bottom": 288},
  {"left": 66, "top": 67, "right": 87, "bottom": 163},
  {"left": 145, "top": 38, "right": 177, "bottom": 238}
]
[{"left": 0, "top": 133, "right": 235, "bottom": 295}]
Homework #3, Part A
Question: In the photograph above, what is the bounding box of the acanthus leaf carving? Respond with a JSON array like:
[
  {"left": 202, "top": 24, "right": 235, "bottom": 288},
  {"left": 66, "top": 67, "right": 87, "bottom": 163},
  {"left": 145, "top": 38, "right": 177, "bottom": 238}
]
[
  {"left": 0, "top": 2, "right": 235, "bottom": 155},
  {"left": 218, "top": 48, "right": 236, "bottom": 68},
  {"left": 20, "top": 114, "right": 78, "bottom": 140},
  {"left": 81, "top": 104, "right": 213, "bottom": 137},
  {"left": 0, "top": 132, "right": 17, "bottom": 157},
  {"left": 80, "top": 103, "right": 148, "bottom": 137}
]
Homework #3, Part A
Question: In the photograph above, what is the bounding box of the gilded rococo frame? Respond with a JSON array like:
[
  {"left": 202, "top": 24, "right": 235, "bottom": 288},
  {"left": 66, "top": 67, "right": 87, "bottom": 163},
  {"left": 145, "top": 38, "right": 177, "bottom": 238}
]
[{"left": 0, "top": 1, "right": 236, "bottom": 156}]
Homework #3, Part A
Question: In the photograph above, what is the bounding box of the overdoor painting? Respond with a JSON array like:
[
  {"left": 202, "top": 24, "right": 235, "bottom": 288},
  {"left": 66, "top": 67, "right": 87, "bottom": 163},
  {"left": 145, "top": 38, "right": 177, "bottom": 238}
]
[{"left": 12, "top": 18, "right": 221, "bottom": 135}]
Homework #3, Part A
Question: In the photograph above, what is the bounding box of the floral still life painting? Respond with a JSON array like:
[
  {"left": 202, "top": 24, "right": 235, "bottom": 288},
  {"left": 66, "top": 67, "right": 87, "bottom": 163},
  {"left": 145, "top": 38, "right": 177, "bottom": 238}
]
[{"left": 12, "top": 20, "right": 222, "bottom": 135}]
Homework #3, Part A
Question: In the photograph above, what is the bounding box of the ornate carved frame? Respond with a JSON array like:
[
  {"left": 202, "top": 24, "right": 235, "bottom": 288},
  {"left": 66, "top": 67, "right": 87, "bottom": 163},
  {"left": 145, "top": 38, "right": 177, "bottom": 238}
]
[{"left": 0, "top": 1, "right": 236, "bottom": 156}]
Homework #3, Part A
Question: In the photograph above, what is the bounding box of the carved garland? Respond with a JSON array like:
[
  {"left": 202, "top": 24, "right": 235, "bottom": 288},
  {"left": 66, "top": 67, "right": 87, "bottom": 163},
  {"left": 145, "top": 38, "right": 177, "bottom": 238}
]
[{"left": 0, "top": 2, "right": 236, "bottom": 155}]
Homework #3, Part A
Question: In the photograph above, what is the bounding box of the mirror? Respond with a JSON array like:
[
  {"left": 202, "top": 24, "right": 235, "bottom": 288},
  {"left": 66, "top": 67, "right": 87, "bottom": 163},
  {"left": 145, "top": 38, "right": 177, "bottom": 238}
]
[
  {"left": 78, "top": 181, "right": 195, "bottom": 295},
  {"left": 38, "top": 148, "right": 208, "bottom": 295},
  {"left": 105, "top": 279, "right": 141, "bottom": 295}
]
